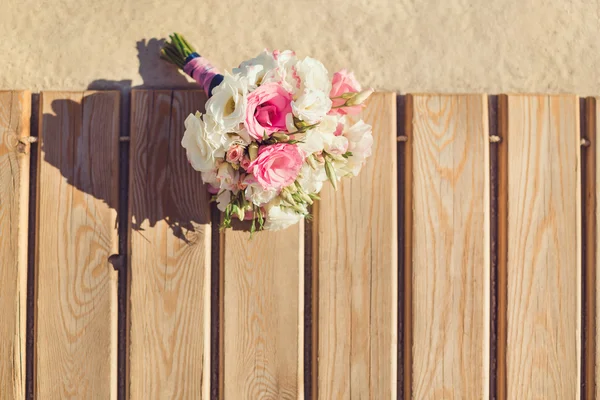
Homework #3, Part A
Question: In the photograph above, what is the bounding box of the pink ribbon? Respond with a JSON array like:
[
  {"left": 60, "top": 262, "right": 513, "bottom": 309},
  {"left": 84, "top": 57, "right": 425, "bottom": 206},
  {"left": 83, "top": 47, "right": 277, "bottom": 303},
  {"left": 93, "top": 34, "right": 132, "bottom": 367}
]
[{"left": 183, "top": 57, "right": 221, "bottom": 94}]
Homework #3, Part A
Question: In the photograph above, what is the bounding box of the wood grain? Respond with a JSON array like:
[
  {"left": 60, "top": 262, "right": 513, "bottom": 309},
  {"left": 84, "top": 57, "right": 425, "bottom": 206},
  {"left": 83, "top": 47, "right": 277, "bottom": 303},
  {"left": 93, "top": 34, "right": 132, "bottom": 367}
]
[
  {"left": 128, "top": 90, "right": 211, "bottom": 399},
  {"left": 35, "top": 91, "right": 119, "bottom": 398},
  {"left": 408, "top": 95, "right": 490, "bottom": 399},
  {"left": 221, "top": 223, "right": 304, "bottom": 399},
  {"left": 0, "top": 90, "right": 30, "bottom": 400},
  {"left": 316, "top": 92, "right": 398, "bottom": 399},
  {"left": 503, "top": 95, "right": 580, "bottom": 399}
]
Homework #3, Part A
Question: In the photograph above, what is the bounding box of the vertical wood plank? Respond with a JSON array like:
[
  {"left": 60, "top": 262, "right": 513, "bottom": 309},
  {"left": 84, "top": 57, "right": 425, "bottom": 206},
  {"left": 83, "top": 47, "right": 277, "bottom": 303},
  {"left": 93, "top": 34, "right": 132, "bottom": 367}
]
[
  {"left": 35, "top": 91, "right": 119, "bottom": 398},
  {"left": 503, "top": 95, "right": 580, "bottom": 399},
  {"left": 584, "top": 97, "right": 596, "bottom": 400},
  {"left": 408, "top": 95, "right": 490, "bottom": 399},
  {"left": 592, "top": 96, "right": 600, "bottom": 400},
  {"left": 316, "top": 92, "right": 398, "bottom": 399},
  {"left": 221, "top": 224, "right": 304, "bottom": 399},
  {"left": 0, "top": 90, "right": 30, "bottom": 400},
  {"left": 128, "top": 90, "right": 211, "bottom": 399}
]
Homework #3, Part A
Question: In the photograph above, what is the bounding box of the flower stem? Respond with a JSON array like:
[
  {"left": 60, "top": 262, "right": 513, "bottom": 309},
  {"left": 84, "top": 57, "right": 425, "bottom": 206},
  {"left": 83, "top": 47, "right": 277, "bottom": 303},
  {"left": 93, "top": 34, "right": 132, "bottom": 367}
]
[{"left": 161, "top": 33, "right": 198, "bottom": 69}]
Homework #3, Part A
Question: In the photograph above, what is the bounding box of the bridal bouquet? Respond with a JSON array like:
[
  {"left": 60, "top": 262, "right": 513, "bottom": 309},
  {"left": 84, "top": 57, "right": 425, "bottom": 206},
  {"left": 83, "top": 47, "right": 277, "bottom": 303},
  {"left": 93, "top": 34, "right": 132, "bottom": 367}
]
[{"left": 162, "top": 34, "right": 374, "bottom": 232}]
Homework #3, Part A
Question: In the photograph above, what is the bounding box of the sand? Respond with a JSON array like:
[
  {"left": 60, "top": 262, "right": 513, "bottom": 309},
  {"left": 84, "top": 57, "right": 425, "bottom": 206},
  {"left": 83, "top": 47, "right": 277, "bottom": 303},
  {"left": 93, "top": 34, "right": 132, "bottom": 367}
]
[{"left": 1, "top": 0, "right": 599, "bottom": 94}]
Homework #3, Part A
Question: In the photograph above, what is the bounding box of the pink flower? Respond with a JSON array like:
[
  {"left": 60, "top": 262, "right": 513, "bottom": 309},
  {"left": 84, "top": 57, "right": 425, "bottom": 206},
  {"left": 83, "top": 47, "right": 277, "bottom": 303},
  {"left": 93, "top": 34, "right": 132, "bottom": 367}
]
[
  {"left": 247, "top": 143, "right": 304, "bottom": 190},
  {"left": 245, "top": 83, "right": 293, "bottom": 141},
  {"left": 226, "top": 144, "right": 244, "bottom": 164},
  {"left": 240, "top": 156, "right": 251, "bottom": 171},
  {"left": 329, "top": 69, "right": 363, "bottom": 116}
]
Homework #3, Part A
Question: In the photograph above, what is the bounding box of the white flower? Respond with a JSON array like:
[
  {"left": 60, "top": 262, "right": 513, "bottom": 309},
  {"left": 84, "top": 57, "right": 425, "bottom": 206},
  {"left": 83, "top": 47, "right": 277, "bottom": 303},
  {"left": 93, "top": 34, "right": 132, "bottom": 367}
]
[
  {"left": 297, "top": 162, "right": 328, "bottom": 194},
  {"left": 262, "top": 50, "right": 299, "bottom": 94},
  {"left": 181, "top": 112, "right": 225, "bottom": 172},
  {"left": 205, "top": 73, "right": 248, "bottom": 132},
  {"left": 342, "top": 120, "right": 373, "bottom": 176},
  {"left": 201, "top": 168, "right": 219, "bottom": 188},
  {"left": 286, "top": 113, "right": 298, "bottom": 133},
  {"left": 215, "top": 190, "right": 231, "bottom": 212},
  {"left": 294, "top": 56, "right": 331, "bottom": 94},
  {"left": 292, "top": 90, "right": 332, "bottom": 123},
  {"left": 296, "top": 114, "right": 337, "bottom": 155},
  {"left": 216, "top": 163, "right": 239, "bottom": 192},
  {"left": 264, "top": 204, "right": 304, "bottom": 231},
  {"left": 244, "top": 179, "right": 278, "bottom": 206},
  {"left": 232, "top": 50, "right": 277, "bottom": 86},
  {"left": 222, "top": 132, "right": 249, "bottom": 150},
  {"left": 297, "top": 130, "right": 325, "bottom": 155},
  {"left": 325, "top": 135, "right": 349, "bottom": 156}
]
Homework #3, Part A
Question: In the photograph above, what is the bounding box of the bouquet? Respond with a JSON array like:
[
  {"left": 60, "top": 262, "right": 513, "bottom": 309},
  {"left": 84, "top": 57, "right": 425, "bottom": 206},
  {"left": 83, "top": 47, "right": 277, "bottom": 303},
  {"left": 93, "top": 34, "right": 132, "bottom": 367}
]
[{"left": 161, "top": 33, "right": 374, "bottom": 232}]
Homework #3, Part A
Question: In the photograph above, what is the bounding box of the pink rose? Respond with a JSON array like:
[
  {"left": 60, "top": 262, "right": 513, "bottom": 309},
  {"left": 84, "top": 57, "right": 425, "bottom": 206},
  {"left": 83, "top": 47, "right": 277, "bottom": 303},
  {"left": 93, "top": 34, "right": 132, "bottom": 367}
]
[
  {"left": 247, "top": 143, "right": 304, "bottom": 190},
  {"left": 328, "top": 69, "right": 363, "bottom": 116},
  {"left": 240, "top": 156, "right": 251, "bottom": 171},
  {"left": 226, "top": 144, "right": 244, "bottom": 163},
  {"left": 245, "top": 83, "right": 293, "bottom": 141}
]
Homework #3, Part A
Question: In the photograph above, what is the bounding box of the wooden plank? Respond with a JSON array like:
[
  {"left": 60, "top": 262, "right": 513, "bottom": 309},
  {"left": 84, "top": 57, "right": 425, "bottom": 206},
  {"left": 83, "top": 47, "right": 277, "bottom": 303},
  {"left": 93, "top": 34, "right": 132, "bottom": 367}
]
[
  {"left": 35, "top": 91, "right": 119, "bottom": 398},
  {"left": 0, "top": 90, "right": 30, "bottom": 400},
  {"left": 497, "top": 95, "right": 509, "bottom": 400},
  {"left": 406, "top": 95, "right": 490, "bottom": 399},
  {"left": 128, "top": 90, "right": 211, "bottom": 399},
  {"left": 316, "top": 92, "right": 398, "bottom": 399},
  {"left": 591, "top": 97, "right": 600, "bottom": 400},
  {"left": 403, "top": 95, "right": 414, "bottom": 400},
  {"left": 221, "top": 224, "right": 304, "bottom": 399},
  {"left": 502, "top": 95, "right": 580, "bottom": 399}
]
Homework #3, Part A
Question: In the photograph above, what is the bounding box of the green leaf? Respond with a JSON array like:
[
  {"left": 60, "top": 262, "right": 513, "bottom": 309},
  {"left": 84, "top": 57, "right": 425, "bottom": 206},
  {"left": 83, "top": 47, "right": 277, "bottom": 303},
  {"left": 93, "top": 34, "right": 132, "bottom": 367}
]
[{"left": 342, "top": 151, "right": 353, "bottom": 159}]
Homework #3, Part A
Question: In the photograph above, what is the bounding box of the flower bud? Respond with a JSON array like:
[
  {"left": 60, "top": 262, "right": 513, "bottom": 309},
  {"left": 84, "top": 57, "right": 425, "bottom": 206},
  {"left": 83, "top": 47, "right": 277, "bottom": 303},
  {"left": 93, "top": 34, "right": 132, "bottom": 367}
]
[
  {"left": 324, "top": 159, "right": 338, "bottom": 190},
  {"left": 346, "top": 88, "right": 374, "bottom": 106},
  {"left": 280, "top": 189, "right": 296, "bottom": 206},
  {"left": 271, "top": 132, "right": 290, "bottom": 142},
  {"left": 249, "top": 143, "right": 259, "bottom": 161},
  {"left": 340, "top": 92, "right": 358, "bottom": 99}
]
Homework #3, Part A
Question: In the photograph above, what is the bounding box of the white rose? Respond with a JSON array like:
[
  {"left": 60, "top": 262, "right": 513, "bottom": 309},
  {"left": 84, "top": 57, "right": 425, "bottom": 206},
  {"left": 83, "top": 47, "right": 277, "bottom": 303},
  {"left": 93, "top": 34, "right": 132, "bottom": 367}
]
[
  {"left": 263, "top": 204, "right": 304, "bottom": 231},
  {"left": 181, "top": 112, "right": 225, "bottom": 172},
  {"left": 244, "top": 180, "right": 278, "bottom": 206},
  {"left": 292, "top": 90, "right": 332, "bottom": 124},
  {"left": 205, "top": 73, "right": 248, "bottom": 132},
  {"left": 342, "top": 120, "right": 373, "bottom": 176},
  {"left": 294, "top": 56, "right": 331, "bottom": 94}
]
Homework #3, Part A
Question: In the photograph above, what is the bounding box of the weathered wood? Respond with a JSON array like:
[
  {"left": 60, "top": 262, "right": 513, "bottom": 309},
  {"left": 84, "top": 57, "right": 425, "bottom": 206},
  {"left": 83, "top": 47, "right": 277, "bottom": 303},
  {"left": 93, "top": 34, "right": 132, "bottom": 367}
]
[
  {"left": 221, "top": 224, "right": 304, "bottom": 399},
  {"left": 128, "top": 90, "right": 211, "bottom": 399},
  {"left": 316, "top": 92, "right": 398, "bottom": 399},
  {"left": 0, "top": 90, "right": 30, "bottom": 400},
  {"left": 35, "top": 91, "right": 119, "bottom": 398},
  {"left": 406, "top": 95, "right": 490, "bottom": 399},
  {"left": 502, "top": 95, "right": 580, "bottom": 399}
]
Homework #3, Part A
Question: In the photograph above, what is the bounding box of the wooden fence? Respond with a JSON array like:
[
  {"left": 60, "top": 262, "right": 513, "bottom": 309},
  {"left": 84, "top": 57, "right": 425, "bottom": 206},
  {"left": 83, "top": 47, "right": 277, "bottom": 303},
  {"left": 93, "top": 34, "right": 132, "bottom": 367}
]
[{"left": 0, "top": 90, "right": 596, "bottom": 399}]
